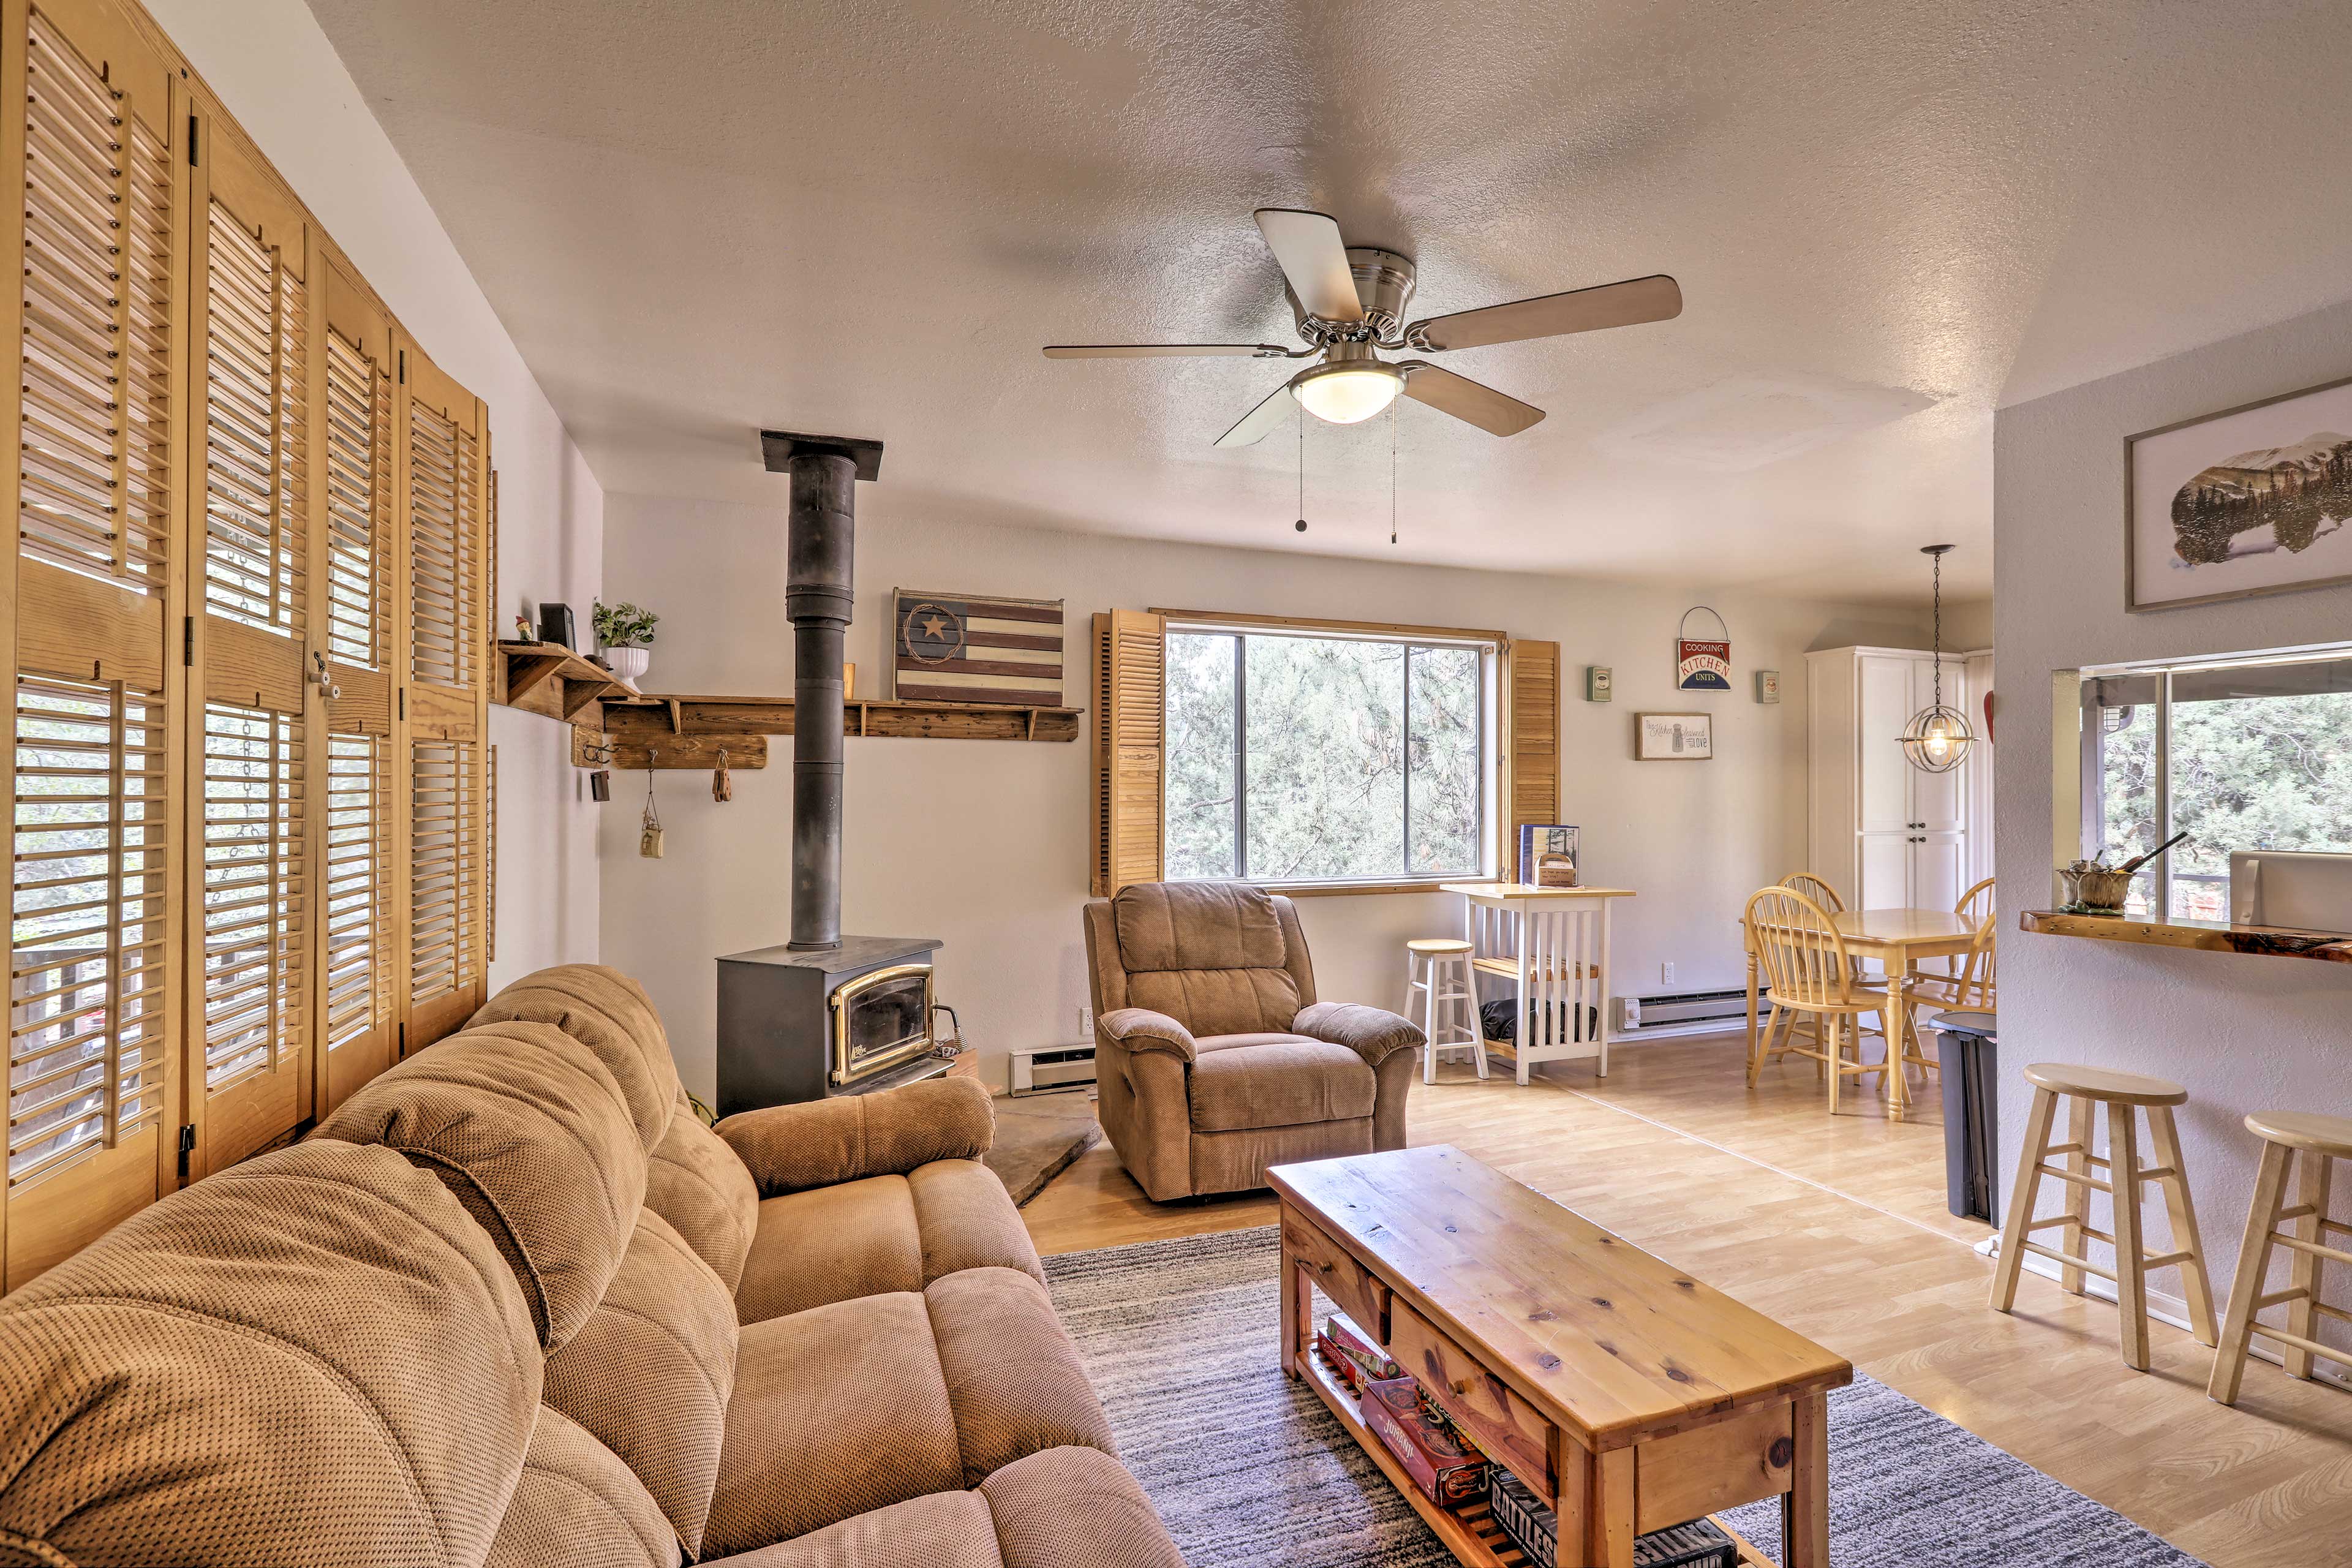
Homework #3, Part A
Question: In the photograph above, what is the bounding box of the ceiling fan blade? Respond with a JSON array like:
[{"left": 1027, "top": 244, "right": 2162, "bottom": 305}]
[
  {"left": 1043, "top": 343, "right": 1290, "bottom": 358},
  {"left": 1253, "top": 208, "right": 1364, "bottom": 323},
  {"left": 1398, "top": 363, "right": 1545, "bottom": 437},
  {"left": 1212, "top": 377, "right": 1299, "bottom": 448},
  {"left": 1408, "top": 274, "right": 1681, "bottom": 352}
]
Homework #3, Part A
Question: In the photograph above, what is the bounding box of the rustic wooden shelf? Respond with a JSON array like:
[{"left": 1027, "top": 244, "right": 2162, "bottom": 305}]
[
  {"left": 2021, "top": 909, "right": 2352, "bottom": 964},
  {"left": 573, "top": 690, "right": 1083, "bottom": 769},
  {"left": 494, "top": 641, "right": 639, "bottom": 723}
]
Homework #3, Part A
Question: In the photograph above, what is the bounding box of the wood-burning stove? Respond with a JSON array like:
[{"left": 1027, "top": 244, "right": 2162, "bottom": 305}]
[{"left": 715, "top": 936, "right": 944, "bottom": 1114}]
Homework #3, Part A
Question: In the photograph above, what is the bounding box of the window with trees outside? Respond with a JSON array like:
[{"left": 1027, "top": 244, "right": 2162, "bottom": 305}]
[
  {"left": 1163, "top": 622, "right": 1498, "bottom": 888},
  {"left": 2080, "top": 649, "right": 2352, "bottom": 921}
]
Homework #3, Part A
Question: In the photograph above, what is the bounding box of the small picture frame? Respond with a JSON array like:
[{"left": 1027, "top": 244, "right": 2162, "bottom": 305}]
[
  {"left": 1635, "top": 712, "right": 1713, "bottom": 760},
  {"left": 536, "top": 602, "right": 576, "bottom": 651},
  {"left": 1585, "top": 665, "right": 1613, "bottom": 703},
  {"left": 1754, "top": 669, "right": 1781, "bottom": 704}
]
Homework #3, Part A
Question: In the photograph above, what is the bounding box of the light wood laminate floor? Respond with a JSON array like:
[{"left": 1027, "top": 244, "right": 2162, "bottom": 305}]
[{"left": 1021, "top": 1036, "right": 2352, "bottom": 1568}]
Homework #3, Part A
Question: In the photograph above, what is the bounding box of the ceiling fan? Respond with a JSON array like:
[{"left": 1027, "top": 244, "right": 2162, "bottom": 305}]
[{"left": 1044, "top": 208, "right": 1681, "bottom": 447}]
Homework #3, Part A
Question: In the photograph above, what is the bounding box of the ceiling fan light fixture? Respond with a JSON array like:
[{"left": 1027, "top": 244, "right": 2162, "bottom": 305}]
[{"left": 1292, "top": 361, "right": 1403, "bottom": 425}]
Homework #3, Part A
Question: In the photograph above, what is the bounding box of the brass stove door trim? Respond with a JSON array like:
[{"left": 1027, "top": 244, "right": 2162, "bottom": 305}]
[{"left": 830, "top": 962, "right": 935, "bottom": 1085}]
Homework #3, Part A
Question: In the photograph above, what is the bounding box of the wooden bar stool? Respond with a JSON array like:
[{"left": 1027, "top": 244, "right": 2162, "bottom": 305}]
[
  {"left": 1989, "top": 1063, "right": 2219, "bottom": 1370},
  {"left": 1405, "top": 938, "right": 1483, "bottom": 1084},
  {"left": 2209, "top": 1110, "right": 2352, "bottom": 1405}
]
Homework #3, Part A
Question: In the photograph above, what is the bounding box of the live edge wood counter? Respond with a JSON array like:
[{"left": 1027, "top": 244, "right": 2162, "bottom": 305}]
[{"left": 1272, "top": 1146, "right": 1850, "bottom": 1568}]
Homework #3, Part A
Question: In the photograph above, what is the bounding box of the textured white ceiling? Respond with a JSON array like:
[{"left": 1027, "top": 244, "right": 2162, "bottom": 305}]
[{"left": 304, "top": 0, "right": 2352, "bottom": 602}]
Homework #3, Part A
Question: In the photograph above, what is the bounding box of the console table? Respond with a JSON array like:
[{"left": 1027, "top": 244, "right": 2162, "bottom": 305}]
[{"left": 1442, "top": 883, "right": 1634, "bottom": 1082}]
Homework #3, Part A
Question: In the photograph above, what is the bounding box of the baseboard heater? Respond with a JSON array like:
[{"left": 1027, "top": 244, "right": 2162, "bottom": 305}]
[
  {"left": 1611, "top": 986, "right": 1760, "bottom": 1039},
  {"left": 1010, "top": 1040, "right": 1097, "bottom": 1096}
]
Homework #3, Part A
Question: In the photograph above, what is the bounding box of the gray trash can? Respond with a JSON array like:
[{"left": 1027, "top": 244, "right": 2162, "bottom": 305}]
[{"left": 1929, "top": 1011, "right": 1999, "bottom": 1222}]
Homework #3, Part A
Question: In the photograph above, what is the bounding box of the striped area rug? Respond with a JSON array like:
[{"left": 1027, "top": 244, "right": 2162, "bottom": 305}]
[{"left": 1042, "top": 1226, "right": 2207, "bottom": 1568}]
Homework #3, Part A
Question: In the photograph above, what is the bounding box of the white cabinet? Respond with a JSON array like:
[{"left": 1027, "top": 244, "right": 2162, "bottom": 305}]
[{"left": 1807, "top": 646, "right": 1981, "bottom": 913}]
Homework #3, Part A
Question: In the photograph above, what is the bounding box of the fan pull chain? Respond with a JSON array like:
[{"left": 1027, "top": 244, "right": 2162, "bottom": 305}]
[
  {"left": 1389, "top": 399, "right": 1399, "bottom": 546},
  {"left": 1293, "top": 410, "right": 1306, "bottom": 533}
]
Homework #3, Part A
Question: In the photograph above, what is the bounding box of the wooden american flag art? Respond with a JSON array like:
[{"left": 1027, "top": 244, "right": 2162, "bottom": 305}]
[{"left": 892, "top": 590, "right": 1065, "bottom": 705}]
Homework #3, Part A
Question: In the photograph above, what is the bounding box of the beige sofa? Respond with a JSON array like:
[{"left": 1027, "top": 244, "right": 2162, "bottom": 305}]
[
  {"left": 1082, "top": 881, "right": 1423, "bottom": 1201},
  {"left": 0, "top": 964, "right": 1185, "bottom": 1568}
]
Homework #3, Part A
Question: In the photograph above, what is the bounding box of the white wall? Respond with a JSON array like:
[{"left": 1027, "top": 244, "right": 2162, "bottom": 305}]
[
  {"left": 148, "top": 0, "right": 603, "bottom": 982},
  {"left": 1994, "top": 299, "right": 2352, "bottom": 1351},
  {"left": 601, "top": 493, "right": 1928, "bottom": 1099}
]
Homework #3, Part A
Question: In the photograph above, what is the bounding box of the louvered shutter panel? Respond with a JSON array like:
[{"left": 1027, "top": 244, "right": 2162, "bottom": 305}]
[
  {"left": 1506, "top": 639, "right": 1559, "bottom": 880},
  {"left": 396, "top": 340, "right": 488, "bottom": 1050},
  {"left": 1090, "top": 610, "right": 1164, "bottom": 896},
  {"left": 3, "top": 1, "right": 186, "bottom": 1287},
  {"left": 183, "top": 123, "right": 316, "bottom": 1177},
  {"left": 315, "top": 255, "right": 394, "bottom": 1109}
]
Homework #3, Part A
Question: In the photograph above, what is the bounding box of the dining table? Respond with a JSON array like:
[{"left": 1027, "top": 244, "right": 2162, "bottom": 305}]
[{"left": 1741, "top": 905, "right": 1978, "bottom": 1121}]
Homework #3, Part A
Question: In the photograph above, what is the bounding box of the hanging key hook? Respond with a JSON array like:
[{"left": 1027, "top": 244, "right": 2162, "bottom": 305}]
[{"left": 309, "top": 650, "right": 341, "bottom": 701}]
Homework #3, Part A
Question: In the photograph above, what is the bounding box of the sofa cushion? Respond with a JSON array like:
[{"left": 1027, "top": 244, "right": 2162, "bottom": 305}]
[
  {"left": 711, "top": 1447, "right": 1184, "bottom": 1568},
  {"left": 709, "top": 1488, "right": 999, "bottom": 1568},
  {"left": 701, "top": 1294, "right": 964, "bottom": 1555},
  {"left": 978, "top": 1446, "right": 1189, "bottom": 1568},
  {"left": 0, "top": 1140, "right": 538, "bottom": 1568},
  {"left": 543, "top": 1210, "right": 737, "bottom": 1556},
  {"left": 645, "top": 1089, "right": 760, "bottom": 1292},
  {"left": 312, "top": 1019, "right": 646, "bottom": 1351},
  {"left": 925, "top": 1267, "right": 1117, "bottom": 1486},
  {"left": 487, "top": 1407, "right": 680, "bottom": 1568},
  {"left": 1187, "top": 1037, "right": 1376, "bottom": 1132},
  {"left": 734, "top": 1161, "right": 1043, "bottom": 1326},
  {"left": 469, "top": 963, "right": 683, "bottom": 1152}
]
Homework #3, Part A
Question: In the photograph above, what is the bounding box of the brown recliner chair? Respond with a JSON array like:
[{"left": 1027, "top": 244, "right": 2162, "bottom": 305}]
[{"left": 1080, "top": 880, "right": 1424, "bottom": 1200}]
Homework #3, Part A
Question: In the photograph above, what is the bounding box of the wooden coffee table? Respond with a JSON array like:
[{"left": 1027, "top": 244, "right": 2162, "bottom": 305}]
[{"left": 1272, "top": 1146, "right": 1851, "bottom": 1567}]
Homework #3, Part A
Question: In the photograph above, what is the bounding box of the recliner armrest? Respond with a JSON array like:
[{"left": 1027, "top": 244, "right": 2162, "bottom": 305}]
[
  {"left": 1292, "top": 1001, "right": 1425, "bottom": 1067},
  {"left": 715, "top": 1076, "right": 993, "bottom": 1197},
  {"left": 1098, "top": 1008, "right": 1198, "bottom": 1063}
]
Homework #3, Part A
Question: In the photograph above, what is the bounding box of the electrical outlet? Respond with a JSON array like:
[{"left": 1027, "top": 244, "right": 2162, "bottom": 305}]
[
  {"left": 1077, "top": 1005, "right": 1093, "bottom": 1041},
  {"left": 1660, "top": 962, "right": 1676, "bottom": 986}
]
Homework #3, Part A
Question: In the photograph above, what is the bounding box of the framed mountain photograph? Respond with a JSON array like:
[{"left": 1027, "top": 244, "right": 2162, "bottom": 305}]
[{"left": 2127, "top": 373, "right": 2352, "bottom": 612}]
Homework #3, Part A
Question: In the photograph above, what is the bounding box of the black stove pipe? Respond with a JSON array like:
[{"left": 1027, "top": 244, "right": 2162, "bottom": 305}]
[{"left": 763, "top": 430, "right": 884, "bottom": 952}]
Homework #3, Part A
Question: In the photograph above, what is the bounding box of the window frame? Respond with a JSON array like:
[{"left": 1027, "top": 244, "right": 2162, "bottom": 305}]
[
  {"left": 1153, "top": 608, "right": 1507, "bottom": 895},
  {"left": 2076, "top": 641, "right": 2352, "bottom": 920}
]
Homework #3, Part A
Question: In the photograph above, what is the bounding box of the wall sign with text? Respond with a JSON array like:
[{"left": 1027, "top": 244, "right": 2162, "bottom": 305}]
[{"left": 1675, "top": 606, "right": 1730, "bottom": 691}]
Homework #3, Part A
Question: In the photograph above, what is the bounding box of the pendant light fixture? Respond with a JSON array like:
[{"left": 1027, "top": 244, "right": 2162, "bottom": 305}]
[{"left": 1901, "top": 543, "right": 1974, "bottom": 774}]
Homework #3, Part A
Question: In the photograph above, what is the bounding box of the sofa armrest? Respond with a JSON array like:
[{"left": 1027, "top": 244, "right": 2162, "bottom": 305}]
[
  {"left": 715, "top": 1076, "right": 993, "bottom": 1197},
  {"left": 1292, "top": 1001, "right": 1425, "bottom": 1068},
  {"left": 1098, "top": 1008, "right": 1198, "bottom": 1063}
]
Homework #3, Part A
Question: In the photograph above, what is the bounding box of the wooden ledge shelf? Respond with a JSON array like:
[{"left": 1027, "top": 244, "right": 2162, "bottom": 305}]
[
  {"left": 574, "top": 690, "right": 1084, "bottom": 770},
  {"left": 494, "top": 641, "right": 639, "bottom": 723},
  {"left": 2021, "top": 909, "right": 2352, "bottom": 964}
]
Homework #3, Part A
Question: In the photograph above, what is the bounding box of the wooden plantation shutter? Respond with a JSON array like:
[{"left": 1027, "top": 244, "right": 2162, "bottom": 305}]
[
  {"left": 1504, "top": 639, "right": 1559, "bottom": 880},
  {"left": 396, "top": 339, "right": 488, "bottom": 1050},
  {"left": 181, "top": 118, "right": 318, "bottom": 1178},
  {"left": 315, "top": 253, "right": 394, "bottom": 1110},
  {"left": 2, "top": 0, "right": 188, "bottom": 1287},
  {"left": 1090, "top": 609, "right": 1163, "bottom": 896}
]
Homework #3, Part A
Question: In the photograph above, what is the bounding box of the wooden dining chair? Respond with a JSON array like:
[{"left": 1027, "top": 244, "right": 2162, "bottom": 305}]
[
  {"left": 1905, "top": 876, "right": 1998, "bottom": 1014},
  {"left": 1771, "top": 873, "right": 1874, "bottom": 1063},
  {"left": 1744, "top": 886, "right": 1893, "bottom": 1114},
  {"left": 1780, "top": 872, "right": 1845, "bottom": 913}
]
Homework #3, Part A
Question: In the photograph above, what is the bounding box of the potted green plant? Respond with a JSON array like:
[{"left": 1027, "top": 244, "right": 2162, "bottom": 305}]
[{"left": 592, "top": 599, "right": 658, "bottom": 684}]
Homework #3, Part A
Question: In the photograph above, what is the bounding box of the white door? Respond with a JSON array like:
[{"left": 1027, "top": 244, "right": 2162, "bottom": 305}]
[
  {"left": 1910, "top": 657, "right": 1967, "bottom": 832},
  {"left": 1912, "top": 832, "right": 1968, "bottom": 914},
  {"left": 1858, "top": 655, "right": 1914, "bottom": 834}
]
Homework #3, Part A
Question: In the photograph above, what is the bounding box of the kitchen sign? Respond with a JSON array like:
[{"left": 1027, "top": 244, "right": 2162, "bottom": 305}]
[{"left": 1675, "top": 606, "right": 1731, "bottom": 691}]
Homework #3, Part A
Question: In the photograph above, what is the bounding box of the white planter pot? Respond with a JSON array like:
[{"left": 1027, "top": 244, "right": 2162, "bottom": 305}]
[{"left": 603, "top": 646, "right": 650, "bottom": 684}]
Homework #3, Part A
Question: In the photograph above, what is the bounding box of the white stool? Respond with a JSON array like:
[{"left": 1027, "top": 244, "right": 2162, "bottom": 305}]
[{"left": 1406, "top": 938, "right": 1483, "bottom": 1084}]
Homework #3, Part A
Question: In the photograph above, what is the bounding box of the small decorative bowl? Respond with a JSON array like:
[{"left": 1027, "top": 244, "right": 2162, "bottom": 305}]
[{"left": 2059, "top": 865, "right": 2133, "bottom": 914}]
